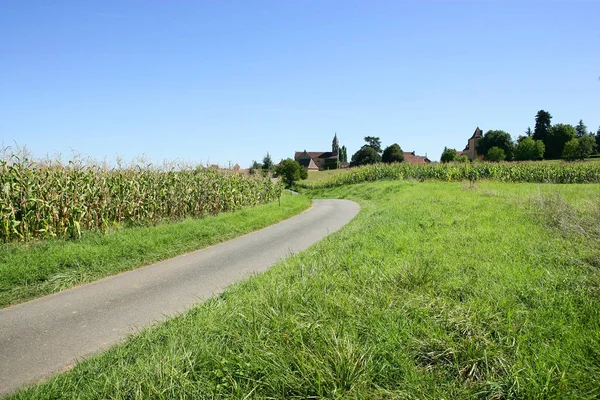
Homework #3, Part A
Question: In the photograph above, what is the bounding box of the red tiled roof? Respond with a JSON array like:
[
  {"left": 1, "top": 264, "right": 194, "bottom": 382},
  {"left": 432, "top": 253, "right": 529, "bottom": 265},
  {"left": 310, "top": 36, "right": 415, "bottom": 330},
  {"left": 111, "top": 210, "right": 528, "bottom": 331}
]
[{"left": 403, "top": 152, "right": 430, "bottom": 164}]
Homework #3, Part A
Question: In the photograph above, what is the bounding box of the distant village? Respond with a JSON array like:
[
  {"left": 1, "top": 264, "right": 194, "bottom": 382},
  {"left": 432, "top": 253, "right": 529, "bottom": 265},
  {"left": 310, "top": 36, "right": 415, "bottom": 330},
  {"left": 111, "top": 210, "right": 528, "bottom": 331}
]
[{"left": 293, "top": 133, "right": 433, "bottom": 171}]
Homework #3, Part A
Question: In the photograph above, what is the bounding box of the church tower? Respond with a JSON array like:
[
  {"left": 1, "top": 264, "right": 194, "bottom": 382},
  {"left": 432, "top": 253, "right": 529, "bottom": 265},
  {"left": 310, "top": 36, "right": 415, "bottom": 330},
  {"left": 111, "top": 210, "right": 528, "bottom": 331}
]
[{"left": 332, "top": 133, "right": 339, "bottom": 156}]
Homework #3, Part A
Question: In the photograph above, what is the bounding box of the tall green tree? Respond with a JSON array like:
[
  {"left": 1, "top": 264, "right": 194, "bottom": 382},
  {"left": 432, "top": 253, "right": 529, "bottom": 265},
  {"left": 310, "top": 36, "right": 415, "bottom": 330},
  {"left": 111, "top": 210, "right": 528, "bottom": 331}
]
[
  {"left": 476, "top": 130, "right": 515, "bottom": 160},
  {"left": 262, "top": 152, "right": 273, "bottom": 172},
  {"left": 546, "top": 124, "right": 576, "bottom": 159},
  {"left": 533, "top": 110, "right": 552, "bottom": 142},
  {"left": 575, "top": 119, "right": 588, "bottom": 138},
  {"left": 595, "top": 127, "right": 600, "bottom": 154},
  {"left": 350, "top": 145, "right": 382, "bottom": 166},
  {"left": 440, "top": 147, "right": 457, "bottom": 163},
  {"left": 340, "top": 145, "right": 348, "bottom": 163},
  {"left": 382, "top": 144, "right": 404, "bottom": 163},
  {"left": 363, "top": 136, "right": 382, "bottom": 153},
  {"left": 525, "top": 127, "right": 532, "bottom": 137}
]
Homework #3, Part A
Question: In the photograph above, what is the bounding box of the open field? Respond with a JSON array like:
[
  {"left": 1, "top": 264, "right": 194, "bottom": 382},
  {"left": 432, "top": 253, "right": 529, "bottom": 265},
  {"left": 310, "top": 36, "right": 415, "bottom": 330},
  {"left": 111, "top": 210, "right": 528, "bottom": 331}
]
[
  {"left": 10, "top": 180, "right": 600, "bottom": 399},
  {"left": 0, "top": 193, "right": 311, "bottom": 308}
]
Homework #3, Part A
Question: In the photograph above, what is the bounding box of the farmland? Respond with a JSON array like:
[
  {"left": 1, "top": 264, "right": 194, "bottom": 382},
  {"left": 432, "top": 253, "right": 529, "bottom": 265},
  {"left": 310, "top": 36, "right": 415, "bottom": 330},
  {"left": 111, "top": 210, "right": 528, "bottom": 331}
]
[
  {"left": 0, "top": 153, "right": 312, "bottom": 307},
  {"left": 0, "top": 154, "right": 281, "bottom": 243},
  {"left": 9, "top": 178, "right": 600, "bottom": 399},
  {"left": 297, "top": 161, "right": 600, "bottom": 189}
]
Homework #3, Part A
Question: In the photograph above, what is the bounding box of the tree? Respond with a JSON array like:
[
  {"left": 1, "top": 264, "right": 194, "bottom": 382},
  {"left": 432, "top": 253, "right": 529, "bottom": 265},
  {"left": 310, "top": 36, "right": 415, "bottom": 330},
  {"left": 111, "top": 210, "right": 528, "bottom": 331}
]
[
  {"left": 575, "top": 119, "right": 588, "bottom": 138},
  {"left": 525, "top": 127, "right": 532, "bottom": 137},
  {"left": 546, "top": 124, "right": 576, "bottom": 159},
  {"left": 579, "top": 135, "right": 597, "bottom": 158},
  {"left": 533, "top": 110, "right": 552, "bottom": 142},
  {"left": 363, "top": 136, "right": 382, "bottom": 153},
  {"left": 595, "top": 127, "right": 600, "bottom": 154},
  {"left": 486, "top": 146, "right": 506, "bottom": 162},
  {"left": 455, "top": 155, "right": 469, "bottom": 163},
  {"left": 476, "top": 130, "right": 514, "bottom": 160},
  {"left": 340, "top": 145, "right": 348, "bottom": 163},
  {"left": 563, "top": 135, "right": 597, "bottom": 161},
  {"left": 275, "top": 159, "right": 307, "bottom": 187},
  {"left": 262, "top": 152, "right": 273, "bottom": 172},
  {"left": 324, "top": 158, "right": 339, "bottom": 170},
  {"left": 350, "top": 145, "right": 382, "bottom": 166},
  {"left": 382, "top": 144, "right": 404, "bottom": 163},
  {"left": 249, "top": 160, "right": 262, "bottom": 175},
  {"left": 514, "top": 137, "right": 545, "bottom": 161},
  {"left": 440, "top": 147, "right": 457, "bottom": 163}
]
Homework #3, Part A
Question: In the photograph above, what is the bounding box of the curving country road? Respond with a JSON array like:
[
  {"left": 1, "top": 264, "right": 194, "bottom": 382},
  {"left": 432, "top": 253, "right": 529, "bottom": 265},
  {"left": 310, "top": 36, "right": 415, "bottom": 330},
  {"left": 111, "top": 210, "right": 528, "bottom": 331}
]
[{"left": 0, "top": 199, "right": 359, "bottom": 396}]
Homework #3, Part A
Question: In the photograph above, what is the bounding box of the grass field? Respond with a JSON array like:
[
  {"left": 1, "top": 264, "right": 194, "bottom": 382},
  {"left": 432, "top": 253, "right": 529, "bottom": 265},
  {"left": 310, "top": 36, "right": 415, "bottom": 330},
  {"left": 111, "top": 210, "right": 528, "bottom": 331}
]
[
  {"left": 304, "top": 168, "right": 347, "bottom": 183},
  {"left": 538, "top": 157, "right": 600, "bottom": 165},
  {"left": 10, "top": 180, "right": 600, "bottom": 399},
  {"left": 0, "top": 193, "right": 311, "bottom": 308}
]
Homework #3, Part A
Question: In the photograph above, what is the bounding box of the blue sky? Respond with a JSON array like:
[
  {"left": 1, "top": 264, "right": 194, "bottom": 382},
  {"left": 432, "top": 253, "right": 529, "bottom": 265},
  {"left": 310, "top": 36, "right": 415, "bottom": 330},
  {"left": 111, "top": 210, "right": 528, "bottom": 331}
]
[{"left": 1, "top": 1, "right": 598, "bottom": 166}]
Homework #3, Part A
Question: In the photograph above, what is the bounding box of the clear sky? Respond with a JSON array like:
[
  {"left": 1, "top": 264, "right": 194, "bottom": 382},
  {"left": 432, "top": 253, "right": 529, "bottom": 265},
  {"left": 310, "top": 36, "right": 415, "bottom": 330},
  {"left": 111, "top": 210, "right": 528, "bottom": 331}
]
[{"left": 1, "top": 0, "right": 598, "bottom": 166}]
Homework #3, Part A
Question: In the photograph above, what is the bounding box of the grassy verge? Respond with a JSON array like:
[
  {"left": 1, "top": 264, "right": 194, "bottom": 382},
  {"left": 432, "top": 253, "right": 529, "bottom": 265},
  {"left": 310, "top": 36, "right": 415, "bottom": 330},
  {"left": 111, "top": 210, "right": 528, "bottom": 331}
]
[
  {"left": 304, "top": 169, "right": 347, "bottom": 183},
  {"left": 0, "top": 193, "right": 311, "bottom": 308},
  {"left": 10, "top": 181, "right": 600, "bottom": 399}
]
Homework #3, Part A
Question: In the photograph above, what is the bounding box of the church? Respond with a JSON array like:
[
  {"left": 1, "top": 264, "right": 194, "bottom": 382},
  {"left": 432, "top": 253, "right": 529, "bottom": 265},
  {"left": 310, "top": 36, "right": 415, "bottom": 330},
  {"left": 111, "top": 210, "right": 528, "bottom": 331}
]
[{"left": 294, "top": 134, "right": 341, "bottom": 171}]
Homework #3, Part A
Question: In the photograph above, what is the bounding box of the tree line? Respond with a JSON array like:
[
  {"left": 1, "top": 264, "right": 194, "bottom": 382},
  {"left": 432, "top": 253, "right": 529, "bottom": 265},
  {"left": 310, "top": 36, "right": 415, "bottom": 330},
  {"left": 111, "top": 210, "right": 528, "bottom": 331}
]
[
  {"left": 350, "top": 137, "right": 405, "bottom": 166},
  {"left": 442, "top": 110, "right": 599, "bottom": 163}
]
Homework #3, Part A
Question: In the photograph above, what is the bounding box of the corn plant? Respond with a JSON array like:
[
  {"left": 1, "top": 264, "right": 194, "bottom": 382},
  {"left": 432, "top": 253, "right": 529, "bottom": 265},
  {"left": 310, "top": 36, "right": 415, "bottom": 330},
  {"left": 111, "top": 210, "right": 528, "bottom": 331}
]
[
  {"left": 0, "top": 153, "right": 281, "bottom": 243},
  {"left": 297, "top": 162, "right": 600, "bottom": 190}
]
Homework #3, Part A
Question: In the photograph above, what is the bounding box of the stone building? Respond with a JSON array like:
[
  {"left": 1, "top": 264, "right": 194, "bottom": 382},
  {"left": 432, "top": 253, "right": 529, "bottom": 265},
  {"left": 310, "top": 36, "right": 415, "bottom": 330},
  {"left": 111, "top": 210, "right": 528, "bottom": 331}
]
[
  {"left": 461, "top": 127, "right": 483, "bottom": 160},
  {"left": 294, "top": 134, "right": 340, "bottom": 171}
]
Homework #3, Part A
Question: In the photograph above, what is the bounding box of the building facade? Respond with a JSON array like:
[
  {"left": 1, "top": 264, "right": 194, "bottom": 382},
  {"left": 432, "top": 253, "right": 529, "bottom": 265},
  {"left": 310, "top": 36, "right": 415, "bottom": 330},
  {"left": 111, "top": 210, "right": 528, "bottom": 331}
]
[{"left": 295, "top": 134, "right": 340, "bottom": 170}]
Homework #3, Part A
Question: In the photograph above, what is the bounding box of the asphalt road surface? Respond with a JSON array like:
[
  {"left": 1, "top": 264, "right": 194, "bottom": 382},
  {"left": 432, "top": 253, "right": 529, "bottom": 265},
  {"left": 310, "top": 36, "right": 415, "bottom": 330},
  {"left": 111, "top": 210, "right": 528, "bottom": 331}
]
[{"left": 0, "top": 199, "right": 360, "bottom": 396}]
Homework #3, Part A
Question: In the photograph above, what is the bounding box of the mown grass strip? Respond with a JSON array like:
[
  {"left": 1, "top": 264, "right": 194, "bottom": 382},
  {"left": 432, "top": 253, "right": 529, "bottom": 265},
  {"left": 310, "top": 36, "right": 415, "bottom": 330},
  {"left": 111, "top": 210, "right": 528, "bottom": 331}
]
[
  {"left": 9, "top": 181, "right": 600, "bottom": 399},
  {"left": 0, "top": 192, "right": 311, "bottom": 308}
]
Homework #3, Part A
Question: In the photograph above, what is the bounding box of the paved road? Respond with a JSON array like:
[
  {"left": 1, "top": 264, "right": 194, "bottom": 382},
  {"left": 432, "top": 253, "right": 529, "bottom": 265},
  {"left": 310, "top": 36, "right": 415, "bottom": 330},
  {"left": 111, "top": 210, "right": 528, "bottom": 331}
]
[{"left": 0, "top": 199, "right": 360, "bottom": 396}]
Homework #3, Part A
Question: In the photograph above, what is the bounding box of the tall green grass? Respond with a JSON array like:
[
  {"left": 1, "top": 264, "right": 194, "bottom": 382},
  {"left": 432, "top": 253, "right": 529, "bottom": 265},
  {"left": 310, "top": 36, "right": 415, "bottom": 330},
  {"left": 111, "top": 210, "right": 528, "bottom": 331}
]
[
  {"left": 297, "top": 161, "right": 600, "bottom": 189},
  {"left": 11, "top": 181, "right": 600, "bottom": 399},
  {"left": 0, "top": 152, "right": 281, "bottom": 242}
]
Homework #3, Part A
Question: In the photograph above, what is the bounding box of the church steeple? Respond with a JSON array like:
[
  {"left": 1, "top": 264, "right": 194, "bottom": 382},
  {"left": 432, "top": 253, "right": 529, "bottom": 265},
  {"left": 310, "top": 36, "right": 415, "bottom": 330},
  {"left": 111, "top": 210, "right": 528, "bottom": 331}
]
[{"left": 332, "top": 133, "right": 339, "bottom": 156}]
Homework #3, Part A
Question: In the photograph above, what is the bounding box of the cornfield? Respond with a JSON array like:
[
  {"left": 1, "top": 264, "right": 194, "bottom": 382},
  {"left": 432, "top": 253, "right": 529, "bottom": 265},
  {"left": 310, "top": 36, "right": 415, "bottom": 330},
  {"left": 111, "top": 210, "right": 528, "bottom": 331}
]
[
  {"left": 0, "top": 154, "right": 281, "bottom": 243},
  {"left": 297, "top": 162, "right": 600, "bottom": 189}
]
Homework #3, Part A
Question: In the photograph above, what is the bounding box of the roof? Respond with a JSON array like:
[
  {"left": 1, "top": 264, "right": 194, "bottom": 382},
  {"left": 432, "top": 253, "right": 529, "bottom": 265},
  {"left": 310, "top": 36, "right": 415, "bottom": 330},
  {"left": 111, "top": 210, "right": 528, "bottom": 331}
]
[
  {"left": 294, "top": 151, "right": 336, "bottom": 160},
  {"left": 470, "top": 127, "right": 483, "bottom": 139},
  {"left": 403, "top": 151, "right": 431, "bottom": 164}
]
